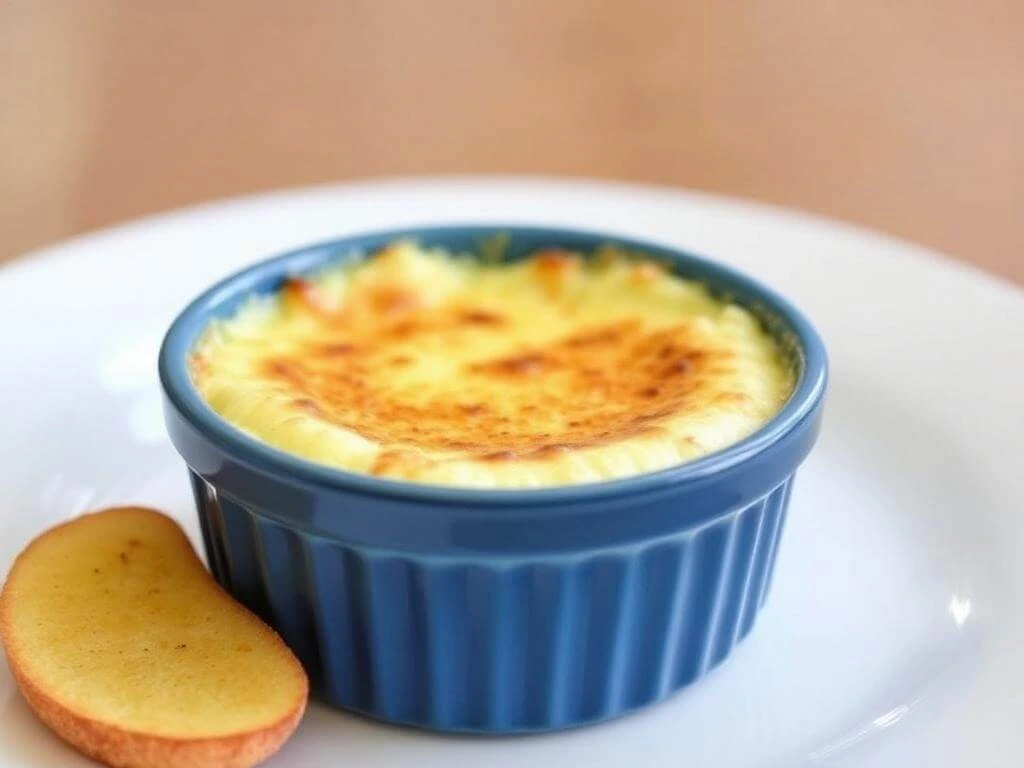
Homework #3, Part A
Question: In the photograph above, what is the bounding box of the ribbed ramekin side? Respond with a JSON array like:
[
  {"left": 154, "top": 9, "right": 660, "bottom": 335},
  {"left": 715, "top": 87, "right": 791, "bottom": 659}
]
[{"left": 189, "top": 471, "right": 793, "bottom": 733}]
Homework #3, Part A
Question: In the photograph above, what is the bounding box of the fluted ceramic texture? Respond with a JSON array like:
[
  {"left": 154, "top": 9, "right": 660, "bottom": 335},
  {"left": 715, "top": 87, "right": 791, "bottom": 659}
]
[{"left": 190, "top": 471, "right": 793, "bottom": 733}]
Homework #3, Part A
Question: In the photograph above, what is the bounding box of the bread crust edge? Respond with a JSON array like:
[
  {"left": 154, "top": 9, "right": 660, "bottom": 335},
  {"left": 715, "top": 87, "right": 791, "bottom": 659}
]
[{"left": 0, "top": 507, "right": 308, "bottom": 768}]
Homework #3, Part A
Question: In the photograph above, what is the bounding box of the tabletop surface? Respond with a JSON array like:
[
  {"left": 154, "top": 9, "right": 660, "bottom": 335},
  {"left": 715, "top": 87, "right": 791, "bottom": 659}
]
[{"left": 1, "top": 1, "right": 1021, "bottom": 285}]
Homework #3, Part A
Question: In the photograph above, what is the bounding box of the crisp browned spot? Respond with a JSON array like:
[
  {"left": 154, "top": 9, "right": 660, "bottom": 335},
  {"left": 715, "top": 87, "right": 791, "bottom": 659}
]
[
  {"left": 662, "top": 358, "right": 692, "bottom": 376},
  {"left": 480, "top": 450, "right": 517, "bottom": 461},
  {"left": 265, "top": 359, "right": 306, "bottom": 386},
  {"left": 370, "top": 450, "right": 401, "bottom": 475},
  {"left": 481, "top": 443, "right": 571, "bottom": 461},
  {"left": 370, "top": 449, "right": 431, "bottom": 476},
  {"left": 384, "top": 318, "right": 430, "bottom": 340},
  {"left": 389, "top": 355, "right": 413, "bottom": 366},
  {"left": 458, "top": 309, "right": 505, "bottom": 326},
  {"left": 472, "top": 352, "right": 551, "bottom": 376},
  {"left": 372, "top": 286, "right": 420, "bottom": 315},
  {"left": 564, "top": 323, "right": 633, "bottom": 348},
  {"left": 283, "top": 276, "right": 331, "bottom": 313},
  {"left": 317, "top": 342, "right": 356, "bottom": 356},
  {"left": 458, "top": 403, "right": 488, "bottom": 416},
  {"left": 531, "top": 248, "right": 581, "bottom": 294},
  {"left": 292, "top": 397, "right": 323, "bottom": 416}
]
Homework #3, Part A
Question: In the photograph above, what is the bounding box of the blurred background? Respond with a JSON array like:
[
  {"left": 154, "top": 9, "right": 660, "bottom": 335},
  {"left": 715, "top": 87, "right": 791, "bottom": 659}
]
[{"left": 1, "top": 1, "right": 1020, "bottom": 283}]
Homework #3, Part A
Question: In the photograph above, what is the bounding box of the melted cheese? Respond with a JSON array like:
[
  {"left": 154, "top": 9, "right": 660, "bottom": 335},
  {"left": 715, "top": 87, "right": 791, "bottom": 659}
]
[{"left": 190, "top": 242, "right": 794, "bottom": 488}]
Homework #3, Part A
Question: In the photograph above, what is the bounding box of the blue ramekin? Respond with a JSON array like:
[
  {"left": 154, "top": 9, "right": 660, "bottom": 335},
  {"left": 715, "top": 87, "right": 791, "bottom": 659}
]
[{"left": 159, "top": 225, "right": 827, "bottom": 733}]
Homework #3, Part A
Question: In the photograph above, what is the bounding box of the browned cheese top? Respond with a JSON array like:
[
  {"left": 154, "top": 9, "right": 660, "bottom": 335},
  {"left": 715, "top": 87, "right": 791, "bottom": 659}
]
[{"left": 191, "top": 242, "right": 793, "bottom": 487}]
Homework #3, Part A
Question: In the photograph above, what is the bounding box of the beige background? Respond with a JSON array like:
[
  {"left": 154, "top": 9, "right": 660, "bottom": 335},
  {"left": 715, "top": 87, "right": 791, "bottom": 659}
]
[{"left": 1, "top": 1, "right": 1021, "bottom": 283}]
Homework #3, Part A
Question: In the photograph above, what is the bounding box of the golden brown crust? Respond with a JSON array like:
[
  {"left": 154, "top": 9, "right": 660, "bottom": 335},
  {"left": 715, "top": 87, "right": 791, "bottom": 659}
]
[
  {"left": 219, "top": 250, "right": 742, "bottom": 469},
  {"left": 256, "top": 313, "right": 729, "bottom": 461},
  {"left": 5, "top": 659, "right": 304, "bottom": 768},
  {"left": 0, "top": 507, "right": 307, "bottom": 768},
  {"left": 191, "top": 246, "right": 793, "bottom": 486}
]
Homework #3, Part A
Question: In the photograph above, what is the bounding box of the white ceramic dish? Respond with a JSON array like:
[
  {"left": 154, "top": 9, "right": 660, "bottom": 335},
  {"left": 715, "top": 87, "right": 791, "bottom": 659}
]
[{"left": 0, "top": 178, "right": 1021, "bottom": 767}]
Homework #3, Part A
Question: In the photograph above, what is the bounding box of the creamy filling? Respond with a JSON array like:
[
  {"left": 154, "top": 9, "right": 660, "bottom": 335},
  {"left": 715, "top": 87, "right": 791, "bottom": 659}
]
[{"left": 190, "top": 241, "right": 794, "bottom": 488}]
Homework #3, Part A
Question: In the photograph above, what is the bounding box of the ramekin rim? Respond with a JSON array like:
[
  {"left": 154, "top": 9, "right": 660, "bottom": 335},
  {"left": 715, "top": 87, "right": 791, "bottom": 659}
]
[{"left": 158, "top": 223, "right": 828, "bottom": 507}]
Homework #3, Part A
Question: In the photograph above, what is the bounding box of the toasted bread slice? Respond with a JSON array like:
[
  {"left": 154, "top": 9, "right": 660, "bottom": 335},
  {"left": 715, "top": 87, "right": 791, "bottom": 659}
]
[{"left": 0, "top": 507, "right": 308, "bottom": 768}]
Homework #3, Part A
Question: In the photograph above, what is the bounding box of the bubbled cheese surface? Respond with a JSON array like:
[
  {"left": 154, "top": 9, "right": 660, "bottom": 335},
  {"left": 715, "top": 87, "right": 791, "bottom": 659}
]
[{"left": 190, "top": 242, "right": 794, "bottom": 488}]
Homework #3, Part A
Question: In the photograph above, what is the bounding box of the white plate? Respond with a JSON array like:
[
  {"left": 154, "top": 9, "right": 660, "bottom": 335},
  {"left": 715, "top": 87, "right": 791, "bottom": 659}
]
[{"left": 1, "top": 178, "right": 1021, "bottom": 767}]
